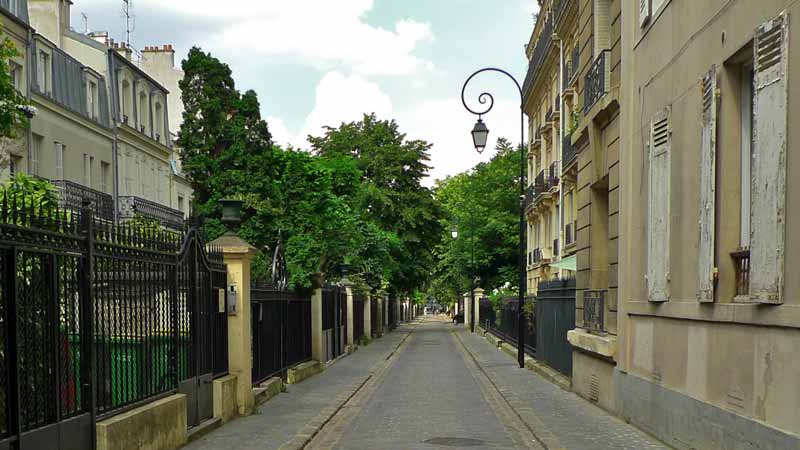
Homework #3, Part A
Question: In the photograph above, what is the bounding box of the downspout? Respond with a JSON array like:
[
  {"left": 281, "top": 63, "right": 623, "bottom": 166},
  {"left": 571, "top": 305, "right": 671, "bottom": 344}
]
[
  {"left": 26, "top": 27, "right": 33, "bottom": 174},
  {"left": 108, "top": 50, "right": 120, "bottom": 223},
  {"left": 557, "top": 33, "right": 565, "bottom": 278}
]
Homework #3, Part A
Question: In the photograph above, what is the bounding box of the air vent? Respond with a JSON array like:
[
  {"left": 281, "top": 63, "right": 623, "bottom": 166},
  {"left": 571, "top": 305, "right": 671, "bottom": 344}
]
[
  {"left": 756, "top": 15, "right": 784, "bottom": 73},
  {"left": 652, "top": 117, "right": 670, "bottom": 150},
  {"left": 589, "top": 374, "right": 600, "bottom": 402}
]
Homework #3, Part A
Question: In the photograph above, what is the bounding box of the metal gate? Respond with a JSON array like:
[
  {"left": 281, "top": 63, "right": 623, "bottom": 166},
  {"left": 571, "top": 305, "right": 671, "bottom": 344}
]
[
  {"left": 534, "top": 278, "right": 576, "bottom": 377},
  {"left": 177, "top": 229, "right": 227, "bottom": 428},
  {"left": 0, "top": 247, "right": 93, "bottom": 450},
  {"left": 369, "top": 296, "right": 378, "bottom": 337},
  {"left": 321, "top": 286, "right": 346, "bottom": 362}
]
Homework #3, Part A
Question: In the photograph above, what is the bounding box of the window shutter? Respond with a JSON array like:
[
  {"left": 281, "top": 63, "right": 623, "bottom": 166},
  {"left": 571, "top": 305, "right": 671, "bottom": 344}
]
[
  {"left": 750, "top": 12, "right": 787, "bottom": 304},
  {"left": 639, "top": 0, "right": 650, "bottom": 28},
  {"left": 55, "top": 143, "right": 64, "bottom": 179},
  {"left": 647, "top": 108, "right": 671, "bottom": 302},
  {"left": 698, "top": 66, "right": 717, "bottom": 303}
]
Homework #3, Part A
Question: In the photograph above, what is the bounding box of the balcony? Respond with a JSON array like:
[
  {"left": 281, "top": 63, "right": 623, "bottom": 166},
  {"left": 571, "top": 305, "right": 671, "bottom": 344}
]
[
  {"left": 119, "top": 196, "right": 184, "bottom": 230},
  {"left": 525, "top": 184, "right": 536, "bottom": 211},
  {"left": 548, "top": 162, "right": 560, "bottom": 190},
  {"left": 583, "top": 289, "right": 606, "bottom": 332},
  {"left": 522, "top": 12, "right": 554, "bottom": 103},
  {"left": 562, "top": 134, "right": 577, "bottom": 169},
  {"left": 532, "top": 248, "right": 543, "bottom": 264},
  {"left": 584, "top": 50, "right": 611, "bottom": 115},
  {"left": 52, "top": 179, "right": 114, "bottom": 220},
  {"left": 731, "top": 248, "right": 750, "bottom": 298},
  {"left": 554, "top": 0, "right": 574, "bottom": 26}
]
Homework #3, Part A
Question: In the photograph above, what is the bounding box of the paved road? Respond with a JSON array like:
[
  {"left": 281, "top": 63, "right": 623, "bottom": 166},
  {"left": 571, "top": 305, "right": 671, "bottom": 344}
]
[{"left": 184, "top": 317, "right": 669, "bottom": 450}]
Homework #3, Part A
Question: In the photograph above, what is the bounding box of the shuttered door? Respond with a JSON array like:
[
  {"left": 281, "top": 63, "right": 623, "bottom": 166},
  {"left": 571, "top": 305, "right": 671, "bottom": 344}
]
[
  {"left": 647, "top": 108, "right": 671, "bottom": 302},
  {"left": 697, "top": 67, "right": 717, "bottom": 303}
]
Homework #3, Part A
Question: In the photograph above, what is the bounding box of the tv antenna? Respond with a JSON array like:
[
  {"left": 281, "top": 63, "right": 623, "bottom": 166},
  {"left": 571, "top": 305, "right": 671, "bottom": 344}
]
[
  {"left": 121, "top": 0, "right": 136, "bottom": 47},
  {"left": 81, "top": 13, "right": 89, "bottom": 33}
]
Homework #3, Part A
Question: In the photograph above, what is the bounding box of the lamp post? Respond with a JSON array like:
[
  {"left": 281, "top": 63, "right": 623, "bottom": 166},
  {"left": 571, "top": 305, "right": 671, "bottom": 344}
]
[
  {"left": 461, "top": 68, "right": 526, "bottom": 368},
  {"left": 451, "top": 222, "right": 477, "bottom": 333}
]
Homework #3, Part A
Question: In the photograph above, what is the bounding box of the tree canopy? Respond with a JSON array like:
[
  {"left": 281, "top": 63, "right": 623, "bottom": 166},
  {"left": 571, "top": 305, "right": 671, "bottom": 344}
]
[{"left": 428, "top": 138, "right": 521, "bottom": 303}]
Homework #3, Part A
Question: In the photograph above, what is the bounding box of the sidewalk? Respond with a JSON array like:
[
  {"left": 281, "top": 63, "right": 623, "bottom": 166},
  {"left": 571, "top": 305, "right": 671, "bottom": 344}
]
[
  {"left": 455, "top": 329, "right": 671, "bottom": 450},
  {"left": 183, "top": 324, "right": 414, "bottom": 450}
]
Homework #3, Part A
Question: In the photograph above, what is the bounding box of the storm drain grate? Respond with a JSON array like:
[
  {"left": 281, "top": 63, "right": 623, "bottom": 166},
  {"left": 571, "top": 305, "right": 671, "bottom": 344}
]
[{"left": 423, "top": 437, "right": 487, "bottom": 447}]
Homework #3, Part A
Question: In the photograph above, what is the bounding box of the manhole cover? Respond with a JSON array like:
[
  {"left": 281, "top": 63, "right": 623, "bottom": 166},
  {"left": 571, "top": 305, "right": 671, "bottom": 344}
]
[{"left": 424, "top": 437, "right": 486, "bottom": 447}]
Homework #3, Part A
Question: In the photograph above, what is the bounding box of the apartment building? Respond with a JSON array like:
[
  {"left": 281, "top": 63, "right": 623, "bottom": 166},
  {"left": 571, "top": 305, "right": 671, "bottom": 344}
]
[
  {"left": 2, "top": 0, "right": 191, "bottom": 226},
  {"left": 617, "top": 1, "right": 800, "bottom": 448},
  {"left": 522, "top": 0, "right": 579, "bottom": 296}
]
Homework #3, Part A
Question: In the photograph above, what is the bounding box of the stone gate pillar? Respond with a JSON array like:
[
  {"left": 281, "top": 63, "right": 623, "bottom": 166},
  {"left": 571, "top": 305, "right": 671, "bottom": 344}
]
[
  {"left": 311, "top": 273, "right": 324, "bottom": 363},
  {"left": 344, "top": 280, "right": 354, "bottom": 349},
  {"left": 463, "top": 292, "right": 471, "bottom": 330},
  {"left": 364, "top": 294, "right": 372, "bottom": 339},
  {"left": 474, "top": 288, "right": 484, "bottom": 329}
]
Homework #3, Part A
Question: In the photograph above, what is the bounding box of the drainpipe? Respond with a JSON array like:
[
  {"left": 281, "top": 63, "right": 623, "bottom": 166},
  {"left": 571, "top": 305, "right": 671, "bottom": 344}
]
[
  {"left": 556, "top": 33, "right": 565, "bottom": 278},
  {"left": 108, "top": 50, "right": 120, "bottom": 223},
  {"left": 25, "top": 27, "right": 33, "bottom": 175}
]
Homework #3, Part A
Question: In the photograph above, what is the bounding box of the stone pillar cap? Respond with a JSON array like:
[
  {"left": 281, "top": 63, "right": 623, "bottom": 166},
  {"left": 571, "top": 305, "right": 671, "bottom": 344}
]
[{"left": 209, "top": 234, "right": 258, "bottom": 256}]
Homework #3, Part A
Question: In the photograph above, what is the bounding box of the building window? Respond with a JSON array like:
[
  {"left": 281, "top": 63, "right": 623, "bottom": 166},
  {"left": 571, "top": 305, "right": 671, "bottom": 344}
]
[
  {"left": 88, "top": 80, "right": 99, "bottom": 119},
  {"left": 31, "top": 134, "right": 42, "bottom": 176},
  {"left": 101, "top": 161, "right": 110, "bottom": 193},
  {"left": 177, "top": 195, "right": 185, "bottom": 214},
  {"left": 54, "top": 143, "right": 65, "bottom": 179},
  {"left": 139, "top": 92, "right": 149, "bottom": 134},
  {"left": 83, "top": 154, "right": 94, "bottom": 187},
  {"left": 9, "top": 61, "right": 21, "bottom": 92},
  {"left": 38, "top": 50, "right": 50, "bottom": 94}
]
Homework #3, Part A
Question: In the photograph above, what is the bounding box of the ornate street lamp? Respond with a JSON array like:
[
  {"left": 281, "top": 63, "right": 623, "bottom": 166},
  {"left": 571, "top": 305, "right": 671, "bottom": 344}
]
[{"left": 461, "top": 68, "right": 526, "bottom": 368}]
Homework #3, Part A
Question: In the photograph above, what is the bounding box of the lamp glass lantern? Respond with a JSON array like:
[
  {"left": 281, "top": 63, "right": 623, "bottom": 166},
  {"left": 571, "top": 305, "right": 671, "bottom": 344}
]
[
  {"left": 471, "top": 118, "right": 489, "bottom": 153},
  {"left": 451, "top": 227, "right": 458, "bottom": 239}
]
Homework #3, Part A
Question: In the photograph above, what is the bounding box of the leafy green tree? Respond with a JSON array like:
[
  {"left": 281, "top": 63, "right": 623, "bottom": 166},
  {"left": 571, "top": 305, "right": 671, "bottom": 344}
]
[
  {"left": 309, "top": 114, "right": 443, "bottom": 295},
  {"left": 430, "top": 138, "right": 521, "bottom": 302},
  {"left": 0, "top": 33, "right": 29, "bottom": 138}
]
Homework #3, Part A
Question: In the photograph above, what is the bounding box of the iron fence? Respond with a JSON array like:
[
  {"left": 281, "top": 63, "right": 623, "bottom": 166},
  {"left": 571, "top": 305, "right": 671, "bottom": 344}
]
[
  {"left": 481, "top": 297, "right": 536, "bottom": 357},
  {"left": 731, "top": 248, "right": 750, "bottom": 297},
  {"left": 322, "top": 286, "right": 347, "bottom": 361},
  {"left": 562, "top": 135, "right": 576, "bottom": 167},
  {"left": 52, "top": 179, "right": 114, "bottom": 220},
  {"left": 0, "top": 195, "right": 227, "bottom": 449},
  {"left": 250, "top": 283, "right": 312, "bottom": 385}
]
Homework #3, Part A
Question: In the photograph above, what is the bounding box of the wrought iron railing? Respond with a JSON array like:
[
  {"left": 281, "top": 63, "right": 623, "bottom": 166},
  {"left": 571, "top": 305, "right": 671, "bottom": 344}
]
[
  {"left": 583, "top": 289, "right": 606, "bottom": 332},
  {"left": 119, "top": 196, "right": 184, "bottom": 230},
  {"left": 584, "top": 50, "right": 611, "bottom": 114},
  {"left": 562, "top": 134, "right": 576, "bottom": 167},
  {"left": 554, "top": 95, "right": 561, "bottom": 113},
  {"left": 522, "top": 12, "right": 554, "bottom": 102},
  {"left": 534, "top": 170, "right": 548, "bottom": 195},
  {"left": 549, "top": 162, "right": 560, "bottom": 188},
  {"left": 731, "top": 248, "right": 751, "bottom": 297},
  {"left": 533, "top": 248, "right": 543, "bottom": 263},
  {"left": 52, "top": 179, "right": 115, "bottom": 220},
  {"left": 525, "top": 184, "right": 536, "bottom": 210},
  {"left": 546, "top": 107, "right": 553, "bottom": 123}
]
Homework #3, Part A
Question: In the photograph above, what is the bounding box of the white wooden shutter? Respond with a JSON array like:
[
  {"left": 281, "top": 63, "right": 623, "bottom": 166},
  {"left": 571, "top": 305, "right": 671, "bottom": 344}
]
[
  {"left": 647, "top": 108, "right": 671, "bottom": 302},
  {"left": 697, "top": 67, "right": 717, "bottom": 303},
  {"left": 639, "top": 0, "right": 650, "bottom": 28},
  {"left": 55, "top": 142, "right": 64, "bottom": 179},
  {"left": 750, "top": 12, "right": 788, "bottom": 304}
]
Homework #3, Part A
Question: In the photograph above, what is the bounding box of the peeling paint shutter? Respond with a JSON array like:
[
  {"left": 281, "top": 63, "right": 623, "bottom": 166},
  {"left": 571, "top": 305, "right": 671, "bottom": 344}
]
[
  {"left": 639, "top": 0, "right": 650, "bottom": 28},
  {"left": 750, "top": 12, "right": 787, "bottom": 304},
  {"left": 647, "top": 108, "right": 670, "bottom": 302},
  {"left": 698, "top": 67, "right": 717, "bottom": 303}
]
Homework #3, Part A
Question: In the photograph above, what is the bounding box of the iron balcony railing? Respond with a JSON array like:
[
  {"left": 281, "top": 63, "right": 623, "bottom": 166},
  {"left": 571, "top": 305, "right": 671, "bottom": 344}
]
[
  {"left": 522, "top": 12, "right": 554, "bottom": 102},
  {"left": 562, "top": 134, "right": 576, "bottom": 167},
  {"left": 52, "top": 179, "right": 115, "bottom": 219},
  {"left": 554, "top": 95, "right": 561, "bottom": 113},
  {"left": 533, "top": 248, "right": 543, "bottom": 263},
  {"left": 584, "top": 50, "right": 611, "bottom": 114},
  {"left": 534, "top": 170, "right": 547, "bottom": 195},
  {"left": 119, "top": 196, "right": 184, "bottom": 229},
  {"left": 549, "top": 162, "right": 560, "bottom": 188},
  {"left": 525, "top": 184, "right": 536, "bottom": 209},
  {"left": 583, "top": 289, "right": 606, "bottom": 332}
]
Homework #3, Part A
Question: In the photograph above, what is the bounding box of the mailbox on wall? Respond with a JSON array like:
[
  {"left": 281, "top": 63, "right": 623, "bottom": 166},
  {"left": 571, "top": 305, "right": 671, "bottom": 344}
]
[{"left": 227, "top": 284, "right": 238, "bottom": 315}]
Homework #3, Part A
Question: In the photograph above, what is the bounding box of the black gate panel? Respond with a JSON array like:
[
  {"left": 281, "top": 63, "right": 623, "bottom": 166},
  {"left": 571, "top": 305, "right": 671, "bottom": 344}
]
[{"left": 535, "top": 278, "right": 576, "bottom": 377}]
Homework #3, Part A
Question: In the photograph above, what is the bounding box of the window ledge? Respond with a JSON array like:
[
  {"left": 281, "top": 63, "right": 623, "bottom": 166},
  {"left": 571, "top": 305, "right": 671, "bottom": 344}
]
[
  {"left": 627, "top": 300, "right": 799, "bottom": 329},
  {"left": 567, "top": 329, "right": 617, "bottom": 358}
]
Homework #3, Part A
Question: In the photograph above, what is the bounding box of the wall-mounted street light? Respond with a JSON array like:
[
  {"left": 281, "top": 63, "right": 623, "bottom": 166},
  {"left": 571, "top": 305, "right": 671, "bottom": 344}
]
[{"left": 461, "top": 67, "right": 526, "bottom": 368}]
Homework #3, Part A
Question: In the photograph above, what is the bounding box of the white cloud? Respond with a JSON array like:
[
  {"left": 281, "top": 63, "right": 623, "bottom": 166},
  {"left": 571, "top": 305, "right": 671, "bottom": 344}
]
[
  {"left": 126, "top": 0, "right": 434, "bottom": 76},
  {"left": 280, "top": 71, "right": 392, "bottom": 149},
  {"left": 398, "top": 96, "right": 522, "bottom": 186},
  {"left": 266, "top": 115, "right": 293, "bottom": 148}
]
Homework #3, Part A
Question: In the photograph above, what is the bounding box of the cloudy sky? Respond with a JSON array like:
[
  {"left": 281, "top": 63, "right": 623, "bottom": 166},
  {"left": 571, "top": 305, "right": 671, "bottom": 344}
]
[{"left": 73, "top": 0, "right": 534, "bottom": 183}]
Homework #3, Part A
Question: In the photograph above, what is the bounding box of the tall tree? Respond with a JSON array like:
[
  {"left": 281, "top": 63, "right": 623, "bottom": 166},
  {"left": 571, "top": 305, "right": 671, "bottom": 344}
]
[
  {"left": 309, "top": 114, "right": 443, "bottom": 295},
  {"left": 430, "top": 138, "right": 521, "bottom": 301}
]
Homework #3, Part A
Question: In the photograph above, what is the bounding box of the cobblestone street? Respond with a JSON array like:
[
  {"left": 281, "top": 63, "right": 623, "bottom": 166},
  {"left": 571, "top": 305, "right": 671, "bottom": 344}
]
[{"left": 185, "top": 317, "right": 669, "bottom": 450}]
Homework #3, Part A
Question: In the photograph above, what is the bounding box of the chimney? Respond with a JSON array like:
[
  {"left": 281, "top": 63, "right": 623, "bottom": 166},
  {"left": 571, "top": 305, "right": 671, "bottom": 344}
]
[
  {"left": 141, "top": 44, "right": 176, "bottom": 69},
  {"left": 115, "top": 41, "right": 133, "bottom": 61}
]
